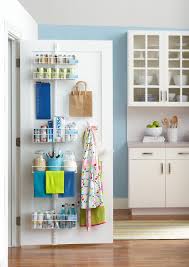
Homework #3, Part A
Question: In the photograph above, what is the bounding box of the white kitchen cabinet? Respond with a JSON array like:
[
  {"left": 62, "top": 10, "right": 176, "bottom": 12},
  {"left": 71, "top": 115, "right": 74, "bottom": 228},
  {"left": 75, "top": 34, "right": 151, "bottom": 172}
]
[
  {"left": 129, "top": 146, "right": 189, "bottom": 209},
  {"left": 166, "top": 148, "right": 189, "bottom": 207},
  {"left": 128, "top": 31, "right": 189, "bottom": 107},
  {"left": 129, "top": 159, "right": 165, "bottom": 208},
  {"left": 166, "top": 160, "right": 189, "bottom": 207}
]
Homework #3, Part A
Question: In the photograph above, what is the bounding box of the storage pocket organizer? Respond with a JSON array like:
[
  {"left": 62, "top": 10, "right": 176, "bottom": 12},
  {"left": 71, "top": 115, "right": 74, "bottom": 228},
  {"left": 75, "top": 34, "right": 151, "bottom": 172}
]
[
  {"left": 33, "top": 171, "right": 52, "bottom": 198},
  {"left": 58, "top": 171, "right": 75, "bottom": 198}
]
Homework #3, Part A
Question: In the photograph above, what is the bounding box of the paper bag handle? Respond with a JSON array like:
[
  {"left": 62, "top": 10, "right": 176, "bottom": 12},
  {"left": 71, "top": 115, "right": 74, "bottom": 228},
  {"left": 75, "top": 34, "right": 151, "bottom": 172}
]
[{"left": 72, "top": 81, "right": 87, "bottom": 95}]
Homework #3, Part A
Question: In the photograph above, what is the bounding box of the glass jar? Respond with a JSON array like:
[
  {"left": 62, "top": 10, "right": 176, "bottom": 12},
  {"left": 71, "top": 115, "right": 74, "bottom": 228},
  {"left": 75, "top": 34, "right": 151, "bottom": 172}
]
[{"left": 34, "top": 152, "right": 46, "bottom": 171}]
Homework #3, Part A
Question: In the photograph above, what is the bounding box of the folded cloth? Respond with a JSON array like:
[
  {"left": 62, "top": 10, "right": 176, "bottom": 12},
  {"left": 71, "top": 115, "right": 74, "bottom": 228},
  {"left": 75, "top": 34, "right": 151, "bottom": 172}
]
[
  {"left": 59, "top": 171, "right": 75, "bottom": 198},
  {"left": 80, "top": 206, "right": 105, "bottom": 227},
  {"left": 46, "top": 171, "right": 64, "bottom": 194},
  {"left": 33, "top": 171, "right": 52, "bottom": 198}
]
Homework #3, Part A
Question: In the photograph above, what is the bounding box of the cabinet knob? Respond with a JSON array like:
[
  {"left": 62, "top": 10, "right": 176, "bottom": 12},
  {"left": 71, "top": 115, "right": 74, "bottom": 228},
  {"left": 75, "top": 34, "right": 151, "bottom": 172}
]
[
  {"left": 142, "top": 152, "right": 153, "bottom": 155},
  {"left": 178, "top": 152, "right": 189, "bottom": 155}
]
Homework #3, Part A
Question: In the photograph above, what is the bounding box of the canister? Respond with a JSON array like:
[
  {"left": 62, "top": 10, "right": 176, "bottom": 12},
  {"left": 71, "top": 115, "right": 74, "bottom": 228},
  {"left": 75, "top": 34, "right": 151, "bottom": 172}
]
[{"left": 34, "top": 153, "right": 46, "bottom": 171}]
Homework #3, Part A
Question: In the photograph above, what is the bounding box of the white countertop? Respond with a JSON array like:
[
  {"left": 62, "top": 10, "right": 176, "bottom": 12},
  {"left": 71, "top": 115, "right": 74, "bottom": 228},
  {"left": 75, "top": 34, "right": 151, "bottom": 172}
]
[{"left": 128, "top": 142, "right": 189, "bottom": 148}]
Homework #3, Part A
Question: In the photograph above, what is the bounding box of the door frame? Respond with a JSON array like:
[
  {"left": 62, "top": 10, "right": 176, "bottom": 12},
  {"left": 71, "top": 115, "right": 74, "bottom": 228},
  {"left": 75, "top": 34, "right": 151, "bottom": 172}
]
[{"left": 8, "top": 36, "right": 19, "bottom": 247}]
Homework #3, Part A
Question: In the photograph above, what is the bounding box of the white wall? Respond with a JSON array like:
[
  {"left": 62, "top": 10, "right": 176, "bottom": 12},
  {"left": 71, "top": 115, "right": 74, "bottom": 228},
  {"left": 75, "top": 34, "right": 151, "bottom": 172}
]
[
  {"left": 0, "top": 1, "right": 37, "bottom": 266},
  {"left": 2, "top": 0, "right": 37, "bottom": 39},
  {"left": 18, "top": 0, "right": 189, "bottom": 29},
  {"left": 128, "top": 107, "right": 189, "bottom": 142}
]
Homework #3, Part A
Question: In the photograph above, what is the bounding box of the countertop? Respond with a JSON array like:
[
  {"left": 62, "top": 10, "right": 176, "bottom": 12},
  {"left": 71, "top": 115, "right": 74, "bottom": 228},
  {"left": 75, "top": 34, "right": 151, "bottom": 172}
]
[{"left": 128, "top": 142, "right": 189, "bottom": 148}]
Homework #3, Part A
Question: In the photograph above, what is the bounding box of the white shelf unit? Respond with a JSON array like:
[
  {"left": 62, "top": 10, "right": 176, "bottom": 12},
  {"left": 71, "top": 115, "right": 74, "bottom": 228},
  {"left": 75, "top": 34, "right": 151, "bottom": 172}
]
[
  {"left": 33, "top": 52, "right": 78, "bottom": 81},
  {"left": 33, "top": 127, "right": 78, "bottom": 143},
  {"left": 128, "top": 30, "right": 189, "bottom": 106}
]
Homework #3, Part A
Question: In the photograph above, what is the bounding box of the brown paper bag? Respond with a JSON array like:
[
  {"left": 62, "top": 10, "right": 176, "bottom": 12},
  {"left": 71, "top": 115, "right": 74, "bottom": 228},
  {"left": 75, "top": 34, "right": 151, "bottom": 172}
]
[{"left": 69, "top": 81, "right": 93, "bottom": 117}]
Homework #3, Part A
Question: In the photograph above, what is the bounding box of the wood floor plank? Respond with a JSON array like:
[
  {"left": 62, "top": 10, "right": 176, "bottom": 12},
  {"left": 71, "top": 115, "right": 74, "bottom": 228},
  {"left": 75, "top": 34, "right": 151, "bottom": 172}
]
[
  {"left": 9, "top": 210, "right": 189, "bottom": 266},
  {"left": 9, "top": 240, "right": 189, "bottom": 267}
]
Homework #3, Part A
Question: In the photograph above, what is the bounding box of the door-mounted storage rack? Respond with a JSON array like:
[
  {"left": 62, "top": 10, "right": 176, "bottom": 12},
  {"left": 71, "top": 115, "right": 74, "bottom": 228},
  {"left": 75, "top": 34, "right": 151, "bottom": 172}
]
[
  {"left": 33, "top": 53, "right": 78, "bottom": 80},
  {"left": 32, "top": 50, "right": 80, "bottom": 244}
]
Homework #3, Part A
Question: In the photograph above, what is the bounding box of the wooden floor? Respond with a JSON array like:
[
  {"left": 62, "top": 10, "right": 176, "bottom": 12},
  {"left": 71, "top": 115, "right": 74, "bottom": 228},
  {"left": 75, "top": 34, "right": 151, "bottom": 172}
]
[
  {"left": 9, "top": 240, "right": 189, "bottom": 267},
  {"left": 9, "top": 210, "right": 189, "bottom": 267}
]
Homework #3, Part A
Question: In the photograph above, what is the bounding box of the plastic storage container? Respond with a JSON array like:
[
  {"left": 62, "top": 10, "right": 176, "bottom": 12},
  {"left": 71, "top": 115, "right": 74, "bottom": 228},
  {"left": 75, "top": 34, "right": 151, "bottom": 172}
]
[{"left": 47, "top": 158, "right": 63, "bottom": 171}]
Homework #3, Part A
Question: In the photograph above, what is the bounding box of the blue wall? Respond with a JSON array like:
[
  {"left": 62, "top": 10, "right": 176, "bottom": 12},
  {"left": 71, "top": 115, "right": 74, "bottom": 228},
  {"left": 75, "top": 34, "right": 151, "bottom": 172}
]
[{"left": 38, "top": 25, "right": 128, "bottom": 198}]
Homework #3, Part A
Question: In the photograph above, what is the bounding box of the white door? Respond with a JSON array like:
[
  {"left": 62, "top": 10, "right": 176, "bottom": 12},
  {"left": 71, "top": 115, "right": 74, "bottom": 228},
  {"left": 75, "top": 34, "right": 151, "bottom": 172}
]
[
  {"left": 166, "top": 160, "right": 189, "bottom": 207},
  {"left": 129, "top": 160, "right": 165, "bottom": 208},
  {"left": 20, "top": 40, "right": 113, "bottom": 245},
  {"left": 0, "top": 18, "right": 8, "bottom": 267}
]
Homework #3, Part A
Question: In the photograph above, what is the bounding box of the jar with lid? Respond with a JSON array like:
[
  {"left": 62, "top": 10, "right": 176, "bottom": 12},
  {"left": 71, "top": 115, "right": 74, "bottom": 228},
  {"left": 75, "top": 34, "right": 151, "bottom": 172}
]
[
  {"left": 63, "top": 151, "right": 77, "bottom": 172},
  {"left": 34, "top": 151, "right": 46, "bottom": 171}
]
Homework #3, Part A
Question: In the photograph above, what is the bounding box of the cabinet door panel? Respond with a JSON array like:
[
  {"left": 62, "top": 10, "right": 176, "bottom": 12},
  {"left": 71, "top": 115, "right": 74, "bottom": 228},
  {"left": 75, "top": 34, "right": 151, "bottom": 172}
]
[
  {"left": 129, "top": 160, "right": 165, "bottom": 208},
  {"left": 166, "top": 160, "right": 189, "bottom": 207}
]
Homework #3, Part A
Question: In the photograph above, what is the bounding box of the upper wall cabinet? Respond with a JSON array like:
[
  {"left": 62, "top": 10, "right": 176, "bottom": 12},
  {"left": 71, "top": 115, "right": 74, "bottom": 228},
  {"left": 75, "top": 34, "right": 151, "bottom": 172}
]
[{"left": 128, "top": 31, "right": 189, "bottom": 106}]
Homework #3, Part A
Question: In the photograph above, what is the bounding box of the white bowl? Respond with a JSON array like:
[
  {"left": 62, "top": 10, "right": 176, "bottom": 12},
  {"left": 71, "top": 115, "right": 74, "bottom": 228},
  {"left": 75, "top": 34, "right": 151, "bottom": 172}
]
[
  {"left": 173, "top": 75, "right": 188, "bottom": 85},
  {"left": 145, "top": 127, "right": 162, "bottom": 137},
  {"left": 134, "top": 74, "right": 144, "bottom": 85},
  {"left": 169, "top": 93, "right": 176, "bottom": 101},
  {"left": 176, "top": 94, "right": 188, "bottom": 102}
]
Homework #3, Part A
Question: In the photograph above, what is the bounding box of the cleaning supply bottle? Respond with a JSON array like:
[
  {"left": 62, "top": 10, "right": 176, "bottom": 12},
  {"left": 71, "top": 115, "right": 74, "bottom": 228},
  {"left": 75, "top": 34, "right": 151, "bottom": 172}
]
[
  {"left": 60, "top": 205, "right": 65, "bottom": 229},
  {"left": 64, "top": 204, "right": 68, "bottom": 228},
  {"left": 67, "top": 204, "right": 71, "bottom": 228},
  {"left": 71, "top": 204, "right": 76, "bottom": 228}
]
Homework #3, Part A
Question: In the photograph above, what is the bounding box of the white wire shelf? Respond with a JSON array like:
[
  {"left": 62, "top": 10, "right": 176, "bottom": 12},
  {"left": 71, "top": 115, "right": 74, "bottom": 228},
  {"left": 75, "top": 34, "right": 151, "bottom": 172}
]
[
  {"left": 33, "top": 55, "right": 78, "bottom": 65},
  {"left": 32, "top": 165, "right": 77, "bottom": 173},
  {"left": 33, "top": 74, "right": 78, "bottom": 80},
  {"left": 33, "top": 127, "right": 78, "bottom": 143},
  {"left": 32, "top": 212, "right": 77, "bottom": 230}
]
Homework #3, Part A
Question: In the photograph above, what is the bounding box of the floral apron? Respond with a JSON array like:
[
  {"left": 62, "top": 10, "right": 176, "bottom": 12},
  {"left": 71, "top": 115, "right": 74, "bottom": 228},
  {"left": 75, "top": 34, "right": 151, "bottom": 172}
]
[{"left": 81, "top": 127, "right": 104, "bottom": 229}]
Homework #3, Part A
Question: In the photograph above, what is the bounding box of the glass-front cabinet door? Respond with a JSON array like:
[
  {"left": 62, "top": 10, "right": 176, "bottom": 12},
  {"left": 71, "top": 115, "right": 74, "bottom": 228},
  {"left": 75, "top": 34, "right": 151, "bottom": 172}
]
[
  {"left": 128, "top": 31, "right": 189, "bottom": 106},
  {"left": 129, "top": 32, "right": 161, "bottom": 105},
  {"left": 168, "top": 34, "right": 189, "bottom": 105}
]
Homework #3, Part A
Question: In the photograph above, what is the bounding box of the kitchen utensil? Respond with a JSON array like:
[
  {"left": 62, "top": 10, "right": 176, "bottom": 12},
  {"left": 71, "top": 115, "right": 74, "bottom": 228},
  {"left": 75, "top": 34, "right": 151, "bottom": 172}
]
[
  {"left": 172, "top": 115, "right": 178, "bottom": 128},
  {"left": 145, "top": 127, "right": 162, "bottom": 137},
  {"left": 162, "top": 118, "right": 169, "bottom": 128}
]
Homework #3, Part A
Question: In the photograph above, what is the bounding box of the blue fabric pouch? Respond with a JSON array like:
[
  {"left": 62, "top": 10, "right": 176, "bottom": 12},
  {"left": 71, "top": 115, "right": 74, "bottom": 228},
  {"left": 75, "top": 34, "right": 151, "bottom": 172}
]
[
  {"left": 59, "top": 171, "right": 75, "bottom": 198},
  {"left": 33, "top": 171, "right": 52, "bottom": 198},
  {"left": 36, "top": 82, "right": 51, "bottom": 119}
]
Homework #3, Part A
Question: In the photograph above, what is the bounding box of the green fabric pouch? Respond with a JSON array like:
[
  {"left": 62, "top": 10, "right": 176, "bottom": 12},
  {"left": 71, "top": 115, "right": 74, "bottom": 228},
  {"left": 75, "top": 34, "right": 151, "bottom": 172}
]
[{"left": 80, "top": 206, "right": 105, "bottom": 226}]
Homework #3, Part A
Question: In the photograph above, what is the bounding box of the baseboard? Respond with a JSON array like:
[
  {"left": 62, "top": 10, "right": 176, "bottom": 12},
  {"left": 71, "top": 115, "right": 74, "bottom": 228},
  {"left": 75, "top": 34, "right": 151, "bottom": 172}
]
[
  {"left": 132, "top": 208, "right": 189, "bottom": 215},
  {"left": 113, "top": 198, "right": 128, "bottom": 209}
]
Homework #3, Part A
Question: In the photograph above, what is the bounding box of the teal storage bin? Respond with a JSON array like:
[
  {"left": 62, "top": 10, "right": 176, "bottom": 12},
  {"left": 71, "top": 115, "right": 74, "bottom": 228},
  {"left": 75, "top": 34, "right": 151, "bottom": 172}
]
[{"left": 47, "top": 158, "right": 63, "bottom": 171}]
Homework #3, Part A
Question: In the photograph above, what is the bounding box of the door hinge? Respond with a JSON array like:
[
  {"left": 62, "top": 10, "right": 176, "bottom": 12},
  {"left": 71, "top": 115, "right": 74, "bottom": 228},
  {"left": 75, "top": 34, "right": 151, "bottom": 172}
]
[
  {"left": 16, "top": 216, "right": 21, "bottom": 226},
  {"left": 16, "top": 58, "right": 20, "bottom": 68},
  {"left": 16, "top": 137, "right": 20, "bottom": 147}
]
